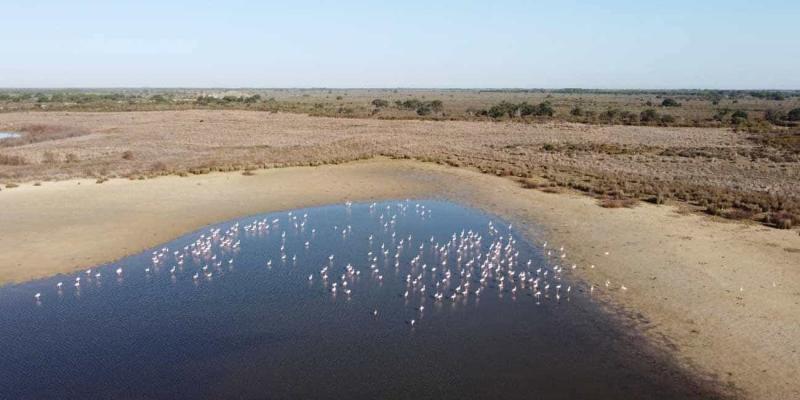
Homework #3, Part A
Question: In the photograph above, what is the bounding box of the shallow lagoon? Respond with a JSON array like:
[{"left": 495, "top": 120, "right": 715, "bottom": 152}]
[{"left": 0, "top": 200, "right": 718, "bottom": 399}]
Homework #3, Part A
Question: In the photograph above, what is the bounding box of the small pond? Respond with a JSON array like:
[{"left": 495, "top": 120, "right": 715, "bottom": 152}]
[{"left": 0, "top": 131, "right": 21, "bottom": 140}]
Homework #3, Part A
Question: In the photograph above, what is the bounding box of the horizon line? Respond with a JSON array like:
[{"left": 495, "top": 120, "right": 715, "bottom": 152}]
[{"left": 1, "top": 87, "right": 799, "bottom": 92}]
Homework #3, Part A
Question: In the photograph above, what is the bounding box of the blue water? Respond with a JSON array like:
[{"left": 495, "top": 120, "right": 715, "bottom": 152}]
[
  {"left": 0, "top": 200, "right": 722, "bottom": 399},
  {"left": 0, "top": 132, "right": 21, "bottom": 139}
]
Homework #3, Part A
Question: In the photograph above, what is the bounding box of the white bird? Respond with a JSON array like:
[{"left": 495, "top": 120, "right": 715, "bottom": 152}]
[{"left": 116, "top": 267, "right": 123, "bottom": 276}]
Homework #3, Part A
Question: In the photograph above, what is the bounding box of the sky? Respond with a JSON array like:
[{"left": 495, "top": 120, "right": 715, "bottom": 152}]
[{"left": 1, "top": 0, "right": 798, "bottom": 89}]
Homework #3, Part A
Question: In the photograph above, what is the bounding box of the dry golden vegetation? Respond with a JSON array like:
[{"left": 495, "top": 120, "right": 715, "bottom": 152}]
[{"left": 1, "top": 109, "right": 798, "bottom": 230}]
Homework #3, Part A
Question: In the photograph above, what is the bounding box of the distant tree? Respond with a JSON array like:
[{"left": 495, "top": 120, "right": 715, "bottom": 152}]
[
  {"left": 619, "top": 110, "right": 639, "bottom": 124},
  {"left": 660, "top": 114, "right": 676, "bottom": 124},
  {"left": 706, "top": 92, "right": 723, "bottom": 105},
  {"left": 415, "top": 103, "right": 432, "bottom": 116},
  {"left": 243, "top": 94, "right": 261, "bottom": 104},
  {"left": 429, "top": 100, "right": 443, "bottom": 113},
  {"left": 536, "top": 101, "right": 554, "bottom": 117},
  {"left": 485, "top": 100, "right": 554, "bottom": 120},
  {"left": 371, "top": 99, "right": 389, "bottom": 108},
  {"left": 150, "top": 94, "right": 169, "bottom": 103},
  {"left": 570, "top": 106, "right": 584, "bottom": 116},
  {"left": 600, "top": 108, "right": 621, "bottom": 122},
  {"left": 639, "top": 109, "right": 660, "bottom": 123},
  {"left": 713, "top": 108, "right": 730, "bottom": 122},
  {"left": 398, "top": 99, "right": 423, "bottom": 110},
  {"left": 487, "top": 101, "right": 516, "bottom": 119},
  {"left": 661, "top": 98, "right": 680, "bottom": 107},
  {"left": 764, "top": 109, "right": 786, "bottom": 123},
  {"left": 749, "top": 91, "right": 786, "bottom": 101},
  {"left": 787, "top": 108, "right": 800, "bottom": 121},
  {"left": 731, "top": 110, "right": 748, "bottom": 124},
  {"left": 518, "top": 102, "right": 536, "bottom": 117}
]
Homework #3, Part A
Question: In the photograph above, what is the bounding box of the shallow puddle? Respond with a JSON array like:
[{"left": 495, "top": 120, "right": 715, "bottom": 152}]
[{"left": 0, "top": 132, "right": 21, "bottom": 140}]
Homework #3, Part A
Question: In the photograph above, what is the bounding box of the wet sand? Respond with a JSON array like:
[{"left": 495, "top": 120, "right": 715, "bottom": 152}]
[{"left": 1, "top": 158, "right": 798, "bottom": 399}]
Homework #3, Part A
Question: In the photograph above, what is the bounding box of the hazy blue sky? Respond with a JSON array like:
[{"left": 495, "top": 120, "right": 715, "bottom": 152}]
[{"left": 1, "top": 0, "right": 798, "bottom": 88}]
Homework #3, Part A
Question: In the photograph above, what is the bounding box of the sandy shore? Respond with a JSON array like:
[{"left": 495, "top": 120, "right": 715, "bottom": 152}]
[{"left": 1, "top": 159, "right": 798, "bottom": 399}]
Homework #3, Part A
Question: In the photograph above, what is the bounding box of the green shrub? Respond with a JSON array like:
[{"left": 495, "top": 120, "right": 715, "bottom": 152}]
[
  {"left": 536, "top": 101, "right": 554, "bottom": 117},
  {"left": 640, "top": 109, "right": 660, "bottom": 123},
  {"left": 416, "top": 104, "right": 432, "bottom": 116},
  {"left": 150, "top": 94, "right": 169, "bottom": 103},
  {"left": 371, "top": 99, "right": 389, "bottom": 108},
  {"left": 619, "top": 111, "right": 639, "bottom": 124},
  {"left": 731, "top": 110, "right": 748, "bottom": 124},
  {"left": 764, "top": 109, "right": 786, "bottom": 123},
  {"left": 487, "top": 101, "right": 554, "bottom": 119},
  {"left": 661, "top": 98, "right": 680, "bottom": 107},
  {"left": 488, "top": 101, "right": 517, "bottom": 119},
  {"left": 243, "top": 95, "right": 261, "bottom": 104}
]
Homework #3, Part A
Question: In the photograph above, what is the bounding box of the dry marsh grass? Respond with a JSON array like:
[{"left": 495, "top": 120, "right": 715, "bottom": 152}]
[{"left": 0, "top": 110, "right": 797, "bottom": 229}]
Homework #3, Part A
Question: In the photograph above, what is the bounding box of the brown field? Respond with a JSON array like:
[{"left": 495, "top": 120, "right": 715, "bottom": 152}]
[{"left": 1, "top": 109, "right": 798, "bottom": 229}]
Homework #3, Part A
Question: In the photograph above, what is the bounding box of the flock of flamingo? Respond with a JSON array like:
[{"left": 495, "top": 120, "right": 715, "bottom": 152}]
[{"left": 31, "top": 201, "right": 622, "bottom": 327}]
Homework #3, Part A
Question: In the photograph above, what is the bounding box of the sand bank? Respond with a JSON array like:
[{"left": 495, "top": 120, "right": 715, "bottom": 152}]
[{"left": 1, "top": 159, "right": 798, "bottom": 399}]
